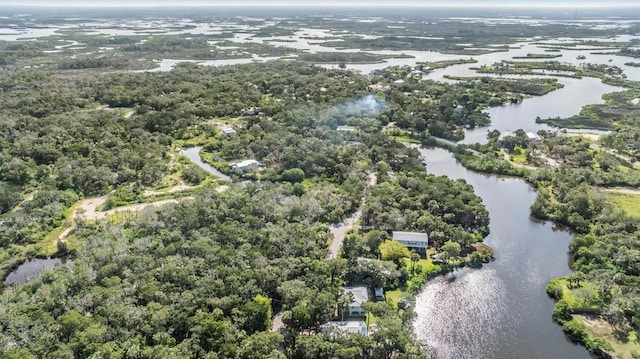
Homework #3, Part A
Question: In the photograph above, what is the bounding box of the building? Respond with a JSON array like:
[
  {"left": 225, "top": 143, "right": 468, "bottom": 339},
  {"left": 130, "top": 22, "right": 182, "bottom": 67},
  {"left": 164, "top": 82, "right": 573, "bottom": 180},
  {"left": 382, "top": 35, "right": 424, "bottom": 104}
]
[
  {"left": 241, "top": 107, "right": 262, "bottom": 116},
  {"left": 392, "top": 231, "right": 429, "bottom": 251},
  {"left": 336, "top": 125, "right": 356, "bottom": 132},
  {"left": 526, "top": 132, "right": 541, "bottom": 141},
  {"left": 322, "top": 321, "right": 368, "bottom": 338},
  {"left": 342, "top": 286, "right": 369, "bottom": 317},
  {"left": 230, "top": 159, "right": 260, "bottom": 172},
  {"left": 374, "top": 287, "right": 384, "bottom": 301},
  {"left": 221, "top": 127, "right": 236, "bottom": 136}
]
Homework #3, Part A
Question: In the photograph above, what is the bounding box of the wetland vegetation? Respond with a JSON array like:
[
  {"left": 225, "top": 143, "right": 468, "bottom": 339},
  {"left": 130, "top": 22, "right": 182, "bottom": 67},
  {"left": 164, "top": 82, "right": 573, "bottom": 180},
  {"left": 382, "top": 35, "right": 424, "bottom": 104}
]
[{"left": 2, "top": 5, "right": 640, "bottom": 359}]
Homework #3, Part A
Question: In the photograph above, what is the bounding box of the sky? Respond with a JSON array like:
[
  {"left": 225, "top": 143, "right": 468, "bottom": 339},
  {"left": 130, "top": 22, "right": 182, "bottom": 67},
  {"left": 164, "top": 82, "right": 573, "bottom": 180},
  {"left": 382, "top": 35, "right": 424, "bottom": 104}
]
[{"left": 2, "top": 0, "right": 640, "bottom": 7}]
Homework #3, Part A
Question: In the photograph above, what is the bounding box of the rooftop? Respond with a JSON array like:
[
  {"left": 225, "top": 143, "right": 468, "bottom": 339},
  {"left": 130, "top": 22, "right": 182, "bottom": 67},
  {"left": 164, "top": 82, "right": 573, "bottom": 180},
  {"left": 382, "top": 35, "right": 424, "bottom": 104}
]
[
  {"left": 342, "top": 286, "right": 369, "bottom": 306},
  {"left": 230, "top": 159, "right": 260, "bottom": 169},
  {"left": 392, "top": 231, "right": 429, "bottom": 249},
  {"left": 323, "top": 321, "right": 368, "bottom": 336},
  {"left": 337, "top": 125, "right": 356, "bottom": 132}
]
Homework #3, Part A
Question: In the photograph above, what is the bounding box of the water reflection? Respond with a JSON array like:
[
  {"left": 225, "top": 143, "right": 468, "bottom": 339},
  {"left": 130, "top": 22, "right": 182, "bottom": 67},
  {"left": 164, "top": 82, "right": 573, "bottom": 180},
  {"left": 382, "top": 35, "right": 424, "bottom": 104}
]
[
  {"left": 180, "top": 146, "right": 231, "bottom": 181},
  {"left": 414, "top": 147, "right": 588, "bottom": 358},
  {"left": 3, "top": 257, "right": 70, "bottom": 287},
  {"left": 414, "top": 268, "right": 511, "bottom": 359}
]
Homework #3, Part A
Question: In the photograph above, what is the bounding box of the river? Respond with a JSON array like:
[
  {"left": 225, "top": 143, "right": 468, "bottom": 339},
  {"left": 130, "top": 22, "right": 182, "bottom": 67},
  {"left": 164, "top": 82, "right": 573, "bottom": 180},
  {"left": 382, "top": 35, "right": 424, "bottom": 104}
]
[
  {"left": 461, "top": 76, "right": 620, "bottom": 144},
  {"left": 408, "top": 42, "right": 625, "bottom": 357},
  {"left": 413, "top": 147, "right": 587, "bottom": 359},
  {"left": 407, "top": 30, "right": 636, "bottom": 357}
]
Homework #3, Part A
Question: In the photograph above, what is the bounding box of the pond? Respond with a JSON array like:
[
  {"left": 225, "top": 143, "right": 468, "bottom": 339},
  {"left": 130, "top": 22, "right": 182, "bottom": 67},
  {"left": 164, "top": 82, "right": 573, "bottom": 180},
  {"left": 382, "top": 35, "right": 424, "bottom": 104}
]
[
  {"left": 3, "top": 256, "right": 71, "bottom": 287},
  {"left": 180, "top": 146, "right": 231, "bottom": 181}
]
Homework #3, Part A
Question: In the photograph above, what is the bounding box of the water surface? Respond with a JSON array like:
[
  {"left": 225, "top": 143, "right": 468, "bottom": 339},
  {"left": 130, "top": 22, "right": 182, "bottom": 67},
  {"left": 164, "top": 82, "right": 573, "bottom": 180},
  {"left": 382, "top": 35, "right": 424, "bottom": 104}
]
[{"left": 413, "top": 147, "right": 588, "bottom": 359}]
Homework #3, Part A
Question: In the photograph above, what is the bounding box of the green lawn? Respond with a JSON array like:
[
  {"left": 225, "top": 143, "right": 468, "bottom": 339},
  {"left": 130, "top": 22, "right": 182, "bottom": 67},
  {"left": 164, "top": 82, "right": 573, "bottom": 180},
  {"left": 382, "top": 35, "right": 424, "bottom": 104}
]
[
  {"left": 608, "top": 192, "right": 640, "bottom": 218},
  {"left": 390, "top": 135, "right": 421, "bottom": 144},
  {"left": 509, "top": 146, "right": 528, "bottom": 164},
  {"left": 386, "top": 289, "right": 403, "bottom": 306},
  {"left": 401, "top": 256, "right": 441, "bottom": 276}
]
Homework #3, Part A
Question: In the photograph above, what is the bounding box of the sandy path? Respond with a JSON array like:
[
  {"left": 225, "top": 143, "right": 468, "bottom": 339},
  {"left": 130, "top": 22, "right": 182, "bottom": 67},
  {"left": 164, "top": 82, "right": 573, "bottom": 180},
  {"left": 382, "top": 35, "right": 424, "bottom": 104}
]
[
  {"left": 567, "top": 132, "right": 602, "bottom": 142},
  {"left": 326, "top": 172, "right": 377, "bottom": 259},
  {"left": 142, "top": 184, "right": 194, "bottom": 196},
  {"left": 58, "top": 184, "right": 231, "bottom": 242},
  {"left": 79, "top": 198, "right": 193, "bottom": 221},
  {"left": 601, "top": 188, "right": 640, "bottom": 195}
]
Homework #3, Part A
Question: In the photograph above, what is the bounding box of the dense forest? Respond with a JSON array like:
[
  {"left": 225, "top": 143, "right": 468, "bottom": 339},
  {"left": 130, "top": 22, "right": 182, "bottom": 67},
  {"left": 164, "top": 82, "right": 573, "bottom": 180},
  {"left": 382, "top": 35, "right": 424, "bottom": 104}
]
[
  {"left": 0, "top": 48, "right": 500, "bottom": 357},
  {"left": 4, "top": 6, "right": 640, "bottom": 359}
]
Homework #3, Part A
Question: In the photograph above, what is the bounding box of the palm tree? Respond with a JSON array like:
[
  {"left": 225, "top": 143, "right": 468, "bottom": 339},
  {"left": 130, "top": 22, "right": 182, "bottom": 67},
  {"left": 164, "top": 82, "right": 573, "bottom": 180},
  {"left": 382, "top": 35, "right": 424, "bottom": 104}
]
[{"left": 410, "top": 252, "right": 421, "bottom": 275}]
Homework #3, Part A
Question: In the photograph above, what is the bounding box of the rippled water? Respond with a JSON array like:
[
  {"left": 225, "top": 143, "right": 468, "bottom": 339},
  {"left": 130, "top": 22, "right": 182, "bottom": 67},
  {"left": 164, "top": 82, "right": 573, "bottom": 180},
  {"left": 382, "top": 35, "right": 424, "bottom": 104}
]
[
  {"left": 414, "top": 268, "right": 510, "bottom": 359},
  {"left": 414, "top": 147, "right": 588, "bottom": 359}
]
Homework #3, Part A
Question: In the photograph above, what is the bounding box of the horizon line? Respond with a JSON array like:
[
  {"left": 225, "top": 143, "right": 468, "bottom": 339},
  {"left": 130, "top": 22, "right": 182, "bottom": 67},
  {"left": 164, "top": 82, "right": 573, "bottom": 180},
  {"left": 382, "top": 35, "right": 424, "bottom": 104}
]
[{"left": 3, "top": 3, "right": 640, "bottom": 9}]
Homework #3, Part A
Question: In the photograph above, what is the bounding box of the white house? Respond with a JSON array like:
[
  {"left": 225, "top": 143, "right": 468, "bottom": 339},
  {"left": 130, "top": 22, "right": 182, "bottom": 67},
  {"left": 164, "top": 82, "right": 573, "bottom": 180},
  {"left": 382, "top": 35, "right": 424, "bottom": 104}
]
[
  {"left": 221, "top": 127, "right": 236, "bottom": 136},
  {"left": 322, "top": 321, "right": 368, "bottom": 338},
  {"left": 392, "top": 231, "right": 429, "bottom": 251},
  {"left": 526, "top": 132, "right": 541, "bottom": 141},
  {"left": 342, "top": 286, "right": 369, "bottom": 317},
  {"left": 230, "top": 159, "right": 260, "bottom": 172},
  {"left": 337, "top": 125, "right": 356, "bottom": 132}
]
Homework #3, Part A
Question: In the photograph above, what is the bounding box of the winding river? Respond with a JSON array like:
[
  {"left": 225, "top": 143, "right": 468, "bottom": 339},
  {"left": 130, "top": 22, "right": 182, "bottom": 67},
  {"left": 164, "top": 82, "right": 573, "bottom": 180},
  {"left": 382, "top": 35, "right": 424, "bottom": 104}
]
[
  {"left": 414, "top": 148, "right": 587, "bottom": 358},
  {"left": 409, "top": 30, "right": 638, "bottom": 358},
  {"left": 410, "top": 51, "right": 632, "bottom": 359}
]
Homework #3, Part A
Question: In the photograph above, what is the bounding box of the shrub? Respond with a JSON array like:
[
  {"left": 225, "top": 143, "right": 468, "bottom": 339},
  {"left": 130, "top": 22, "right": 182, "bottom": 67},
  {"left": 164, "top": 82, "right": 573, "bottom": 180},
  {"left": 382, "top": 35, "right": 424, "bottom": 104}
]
[
  {"left": 182, "top": 164, "right": 208, "bottom": 185},
  {"left": 552, "top": 300, "right": 572, "bottom": 324},
  {"left": 562, "top": 320, "right": 588, "bottom": 343}
]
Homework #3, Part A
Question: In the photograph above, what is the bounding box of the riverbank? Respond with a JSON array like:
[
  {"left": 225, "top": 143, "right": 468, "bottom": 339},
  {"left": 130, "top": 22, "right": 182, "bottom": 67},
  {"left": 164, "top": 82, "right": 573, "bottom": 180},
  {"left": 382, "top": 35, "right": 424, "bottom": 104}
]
[
  {"left": 432, "top": 126, "right": 640, "bottom": 357},
  {"left": 414, "top": 146, "right": 589, "bottom": 359}
]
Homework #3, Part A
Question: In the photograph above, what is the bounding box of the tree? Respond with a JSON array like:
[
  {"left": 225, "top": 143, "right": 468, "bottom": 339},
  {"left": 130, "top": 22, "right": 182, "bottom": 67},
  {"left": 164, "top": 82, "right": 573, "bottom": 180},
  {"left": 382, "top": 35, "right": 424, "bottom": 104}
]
[
  {"left": 242, "top": 295, "right": 273, "bottom": 333},
  {"left": 239, "top": 332, "right": 285, "bottom": 359},
  {"left": 552, "top": 299, "right": 573, "bottom": 324},
  {"left": 181, "top": 163, "right": 208, "bottom": 185},
  {"left": 1, "top": 348, "right": 37, "bottom": 359},
  {"left": 338, "top": 289, "right": 355, "bottom": 321},
  {"left": 441, "top": 240, "right": 461, "bottom": 263},
  {"left": 281, "top": 168, "right": 305, "bottom": 183},
  {"left": 379, "top": 240, "right": 411, "bottom": 267},
  {"left": 326, "top": 258, "right": 348, "bottom": 286},
  {"left": 410, "top": 252, "right": 421, "bottom": 275},
  {"left": 0, "top": 181, "right": 21, "bottom": 214}
]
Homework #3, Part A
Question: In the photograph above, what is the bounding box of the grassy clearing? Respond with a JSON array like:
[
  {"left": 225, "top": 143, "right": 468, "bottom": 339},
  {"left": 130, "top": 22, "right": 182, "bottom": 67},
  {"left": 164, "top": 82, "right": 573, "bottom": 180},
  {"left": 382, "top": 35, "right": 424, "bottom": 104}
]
[
  {"left": 386, "top": 289, "right": 403, "bottom": 306},
  {"left": 401, "top": 256, "right": 441, "bottom": 275},
  {"left": 608, "top": 192, "right": 640, "bottom": 218},
  {"left": 575, "top": 315, "right": 640, "bottom": 357},
  {"left": 390, "top": 135, "right": 421, "bottom": 144},
  {"left": 549, "top": 277, "right": 601, "bottom": 308},
  {"left": 509, "top": 147, "right": 528, "bottom": 164}
]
